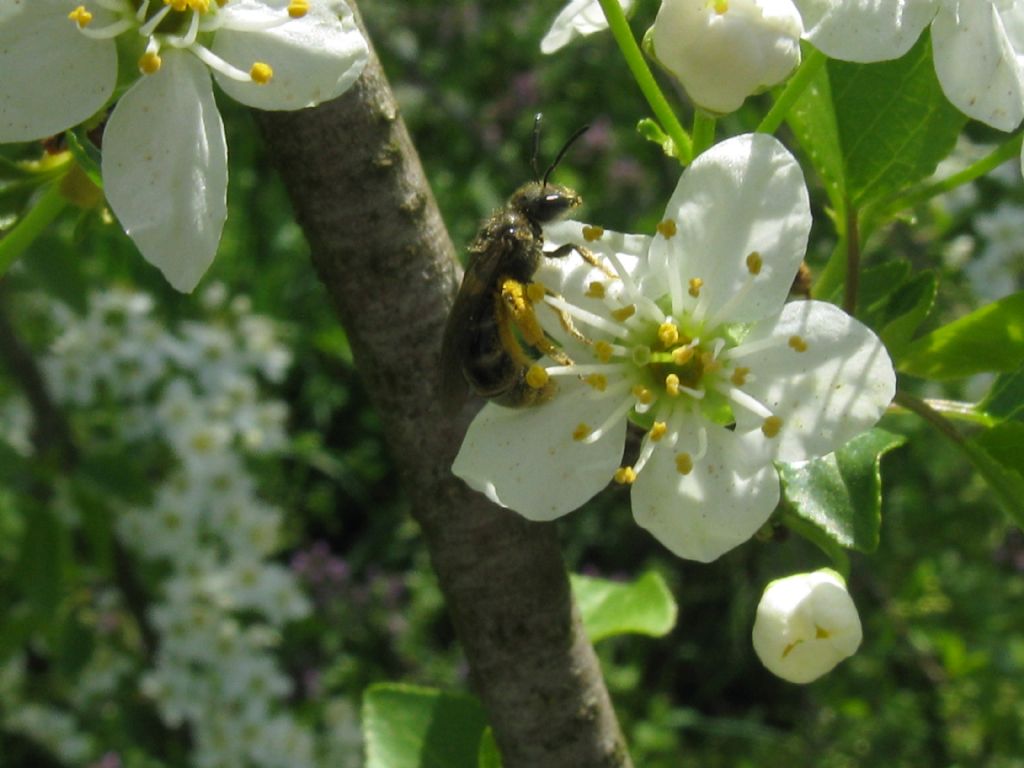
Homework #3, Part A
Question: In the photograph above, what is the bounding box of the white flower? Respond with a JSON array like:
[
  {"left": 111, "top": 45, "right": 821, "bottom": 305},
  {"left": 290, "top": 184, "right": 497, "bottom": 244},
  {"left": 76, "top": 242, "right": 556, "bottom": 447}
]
[
  {"left": 647, "top": 0, "right": 804, "bottom": 114},
  {"left": 0, "top": 0, "right": 368, "bottom": 291},
  {"left": 794, "top": 0, "right": 1024, "bottom": 132},
  {"left": 541, "top": 0, "right": 634, "bottom": 54},
  {"left": 452, "top": 134, "right": 896, "bottom": 563},
  {"left": 752, "top": 568, "right": 863, "bottom": 683}
]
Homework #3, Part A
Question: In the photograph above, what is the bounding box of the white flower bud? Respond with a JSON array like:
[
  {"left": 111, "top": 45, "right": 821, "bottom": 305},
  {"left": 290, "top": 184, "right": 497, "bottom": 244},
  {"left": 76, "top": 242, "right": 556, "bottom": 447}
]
[
  {"left": 752, "top": 568, "right": 862, "bottom": 684},
  {"left": 647, "top": 0, "right": 803, "bottom": 114}
]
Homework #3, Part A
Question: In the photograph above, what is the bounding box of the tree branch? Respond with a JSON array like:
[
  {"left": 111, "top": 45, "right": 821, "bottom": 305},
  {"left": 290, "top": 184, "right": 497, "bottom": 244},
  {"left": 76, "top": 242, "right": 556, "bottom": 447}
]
[{"left": 255, "top": 6, "right": 631, "bottom": 766}]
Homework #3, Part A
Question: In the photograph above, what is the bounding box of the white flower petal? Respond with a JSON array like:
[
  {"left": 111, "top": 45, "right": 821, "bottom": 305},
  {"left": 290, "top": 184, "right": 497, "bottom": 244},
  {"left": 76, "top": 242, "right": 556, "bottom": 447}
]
[
  {"left": 649, "top": 0, "right": 803, "bottom": 114},
  {"left": 0, "top": 0, "right": 117, "bottom": 142},
  {"left": 931, "top": 1, "right": 1024, "bottom": 132},
  {"left": 632, "top": 421, "right": 779, "bottom": 562},
  {"left": 102, "top": 54, "right": 227, "bottom": 293},
  {"left": 649, "top": 133, "right": 811, "bottom": 325},
  {"left": 540, "top": 220, "right": 649, "bottom": 305},
  {"left": 452, "top": 378, "right": 627, "bottom": 521},
  {"left": 540, "top": 0, "right": 633, "bottom": 54},
  {"left": 752, "top": 568, "right": 862, "bottom": 684},
  {"left": 794, "top": 0, "right": 936, "bottom": 63},
  {"left": 213, "top": 0, "right": 368, "bottom": 110},
  {"left": 733, "top": 300, "right": 895, "bottom": 463}
]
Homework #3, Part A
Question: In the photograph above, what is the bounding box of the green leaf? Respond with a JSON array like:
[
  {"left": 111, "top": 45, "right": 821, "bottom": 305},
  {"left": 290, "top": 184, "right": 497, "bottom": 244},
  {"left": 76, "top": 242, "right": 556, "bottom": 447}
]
[
  {"left": 879, "top": 271, "right": 938, "bottom": 359},
  {"left": 962, "top": 432, "right": 1024, "bottom": 526},
  {"left": 570, "top": 570, "right": 677, "bottom": 644},
  {"left": 899, "top": 292, "right": 1024, "bottom": 380},
  {"left": 829, "top": 32, "right": 967, "bottom": 207},
  {"left": 778, "top": 429, "right": 906, "bottom": 553},
  {"left": 785, "top": 47, "right": 846, "bottom": 213},
  {"left": 14, "top": 504, "right": 71, "bottom": 619},
  {"left": 979, "top": 365, "right": 1024, "bottom": 422},
  {"left": 477, "top": 728, "right": 502, "bottom": 768},
  {"left": 363, "top": 683, "right": 488, "bottom": 768}
]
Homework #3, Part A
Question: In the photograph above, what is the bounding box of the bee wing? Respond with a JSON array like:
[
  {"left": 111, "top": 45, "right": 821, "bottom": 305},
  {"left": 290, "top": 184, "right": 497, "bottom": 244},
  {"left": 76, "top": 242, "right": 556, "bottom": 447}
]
[{"left": 439, "top": 233, "right": 514, "bottom": 415}]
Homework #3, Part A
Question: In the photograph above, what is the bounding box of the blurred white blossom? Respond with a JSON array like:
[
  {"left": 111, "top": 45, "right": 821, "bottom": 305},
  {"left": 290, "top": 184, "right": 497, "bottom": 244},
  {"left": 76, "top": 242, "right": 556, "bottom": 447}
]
[{"left": 541, "top": 0, "right": 633, "bottom": 53}]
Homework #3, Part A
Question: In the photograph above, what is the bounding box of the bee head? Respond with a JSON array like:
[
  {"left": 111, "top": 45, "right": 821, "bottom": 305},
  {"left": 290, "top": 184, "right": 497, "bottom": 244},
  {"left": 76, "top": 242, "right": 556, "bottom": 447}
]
[{"left": 513, "top": 181, "right": 582, "bottom": 225}]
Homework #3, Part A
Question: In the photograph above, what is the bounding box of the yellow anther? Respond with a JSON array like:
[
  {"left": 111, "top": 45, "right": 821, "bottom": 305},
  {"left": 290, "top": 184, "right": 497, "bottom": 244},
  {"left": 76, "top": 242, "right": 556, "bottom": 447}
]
[
  {"left": 631, "top": 384, "right": 654, "bottom": 405},
  {"left": 68, "top": 5, "right": 93, "bottom": 26},
  {"left": 582, "top": 224, "right": 605, "bottom": 242},
  {"left": 594, "top": 341, "right": 614, "bottom": 362},
  {"left": 746, "top": 251, "right": 763, "bottom": 275},
  {"left": 585, "top": 281, "right": 606, "bottom": 299},
  {"left": 250, "top": 62, "right": 274, "bottom": 84},
  {"left": 188, "top": 0, "right": 210, "bottom": 11},
  {"left": 658, "top": 322, "right": 679, "bottom": 347},
  {"left": 585, "top": 373, "right": 608, "bottom": 391},
  {"left": 611, "top": 304, "right": 636, "bottom": 322},
  {"left": 675, "top": 453, "right": 694, "bottom": 475},
  {"left": 665, "top": 373, "right": 680, "bottom": 397},
  {"left": 572, "top": 423, "right": 591, "bottom": 441},
  {"left": 288, "top": 0, "right": 309, "bottom": 17},
  {"left": 688, "top": 277, "right": 703, "bottom": 298},
  {"left": 613, "top": 466, "right": 637, "bottom": 485},
  {"left": 730, "top": 366, "right": 750, "bottom": 386},
  {"left": 761, "top": 415, "right": 783, "bottom": 438},
  {"left": 525, "top": 364, "right": 549, "bottom": 389},
  {"left": 526, "top": 282, "right": 546, "bottom": 303},
  {"left": 714, "top": 0, "right": 729, "bottom": 14},
  {"left": 815, "top": 625, "right": 831, "bottom": 640},
  {"left": 788, "top": 335, "right": 808, "bottom": 352},
  {"left": 672, "top": 346, "right": 694, "bottom": 366},
  {"left": 656, "top": 219, "right": 678, "bottom": 239},
  {"left": 139, "top": 51, "right": 163, "bottom": 74},
  {"left": 166, "top": 0, "right": 188, "bottom": 10},
  {"left": 649, "top": 421, "right": 668, "bottom": 442}
]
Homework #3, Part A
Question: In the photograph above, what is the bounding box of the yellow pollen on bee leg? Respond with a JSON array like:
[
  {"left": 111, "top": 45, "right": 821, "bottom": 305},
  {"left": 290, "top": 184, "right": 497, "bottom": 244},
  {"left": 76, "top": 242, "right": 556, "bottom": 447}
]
[
  {"left": 249, "top": 62, "right": 273, "bottom": 84},
  {"left": 632, "top": 385, "right": 654, "bottom": 405},
  {"left": 526, "top": 282, "right": 547, "bottom": 303},
  {"left": 649, "top": 421, "right": 668, "bottom": 442},
  {"left": 656, "top": 219, "right": 678, "bottom": 239},
  {"left": 582, "top": 225, "right": 605, "bottom": 242},
  {"left": 288, "top": 0, "right": 309, "bottom": 17},
  {"left": 761, "top": 416, "right": 783, "bottom": 438},
  {"left": 585, "top": 281, "right": 606, "bottom": 299},
  {"left": 788, "top": 335, "right": 808, "bottom": 352},
  {"left": 139, "top": 51, "right": 162, "bottom": 74},
  {"left": 572, "top": 423, "right": 591, "bottom": 441},
  {"left": 746, "top": 251, "right": 763, "bottom": 275},
  {"left": 730, "top": 366, "right": 750, "bottom": 386},
  {"left": 688, "top": 277, "right": 703, "bottom": 298},
  {"left": 68, "top": 6, "right": 93, "bottom": 26},
  {"left": 611, "top": 304, "right": 636, "bottom": 322},
  {"left": 525, "top": 364, "right": 549, "bottom": 389},
  {"left": 672, "top": 345, "right": 694, "bottom": 365},
  {"left": 594, "top": 341, "right": 614, "bottom": 362},
  {"left": 665, "top": 373, "right": 680, "bottom": 397},
  {"left": 585, "top": 373, "right": 608, "bottom": 391},
  {"left": 675, "top": 453, "right": 694, "bottom": 475},
  {"left": 658, "top": 322, "right": 679, "bottom": 347},
  {"left": 614, "top": 466, "right": 637, "bottom": 485}
]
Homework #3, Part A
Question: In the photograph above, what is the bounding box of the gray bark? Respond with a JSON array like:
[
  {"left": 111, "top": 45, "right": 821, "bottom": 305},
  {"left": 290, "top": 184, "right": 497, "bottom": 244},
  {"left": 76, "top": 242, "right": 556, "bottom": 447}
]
[{"left": 255, "top": 6, "right": 632, "bottom": 767}]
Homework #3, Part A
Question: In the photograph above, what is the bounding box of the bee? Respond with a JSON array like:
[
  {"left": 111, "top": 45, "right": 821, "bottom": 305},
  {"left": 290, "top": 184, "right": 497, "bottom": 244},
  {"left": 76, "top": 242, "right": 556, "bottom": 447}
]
[{"left": 441, "top": 117, "right": 592, "bottom": 413}]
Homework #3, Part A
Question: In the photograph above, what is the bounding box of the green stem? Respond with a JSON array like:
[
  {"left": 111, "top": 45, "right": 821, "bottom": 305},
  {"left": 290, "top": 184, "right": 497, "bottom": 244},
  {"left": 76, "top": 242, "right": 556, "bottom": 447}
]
[
  {"left": 843, "top": 202, "right": 860, "bottom": 315},
  {"left": 597, "top": 0, "right": 692, "bottom": 164},
  {"left": 880, "top": 132, "right": 1024, "bottom": 216},
  {"left": 0, "top": 183, "right": 68, "bottom": 278},
  {"left": 891, "top": 395, "right": 998, "bottom": 428},
  {"left": 758, "top": 48, "right": 827, "bottom": 135},
  {"left": 691, "top": 111, "right": 716, "bottom": 157}
]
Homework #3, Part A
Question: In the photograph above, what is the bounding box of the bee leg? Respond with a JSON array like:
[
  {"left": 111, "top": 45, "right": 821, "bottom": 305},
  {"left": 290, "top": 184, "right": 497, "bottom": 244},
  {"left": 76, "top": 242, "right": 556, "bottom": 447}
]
[
  {"left": 543, "top": 242, "right": 617, "bottom": 279},
  {"left": 500, "top": 278, "right": 573, "bottom": 366},
  {"left": 533, "top": 285, "right": 591, "bottom": 346}
]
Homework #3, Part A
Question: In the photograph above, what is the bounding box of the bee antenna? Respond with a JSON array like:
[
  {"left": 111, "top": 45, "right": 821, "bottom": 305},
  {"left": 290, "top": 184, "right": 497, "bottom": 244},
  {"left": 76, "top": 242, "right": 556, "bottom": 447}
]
[
  {"left": 542, "top": 123, "right": 589, "bottom": 188},
  {"left": 531, "top": 113, "right": 544, "bottom": 182}
]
